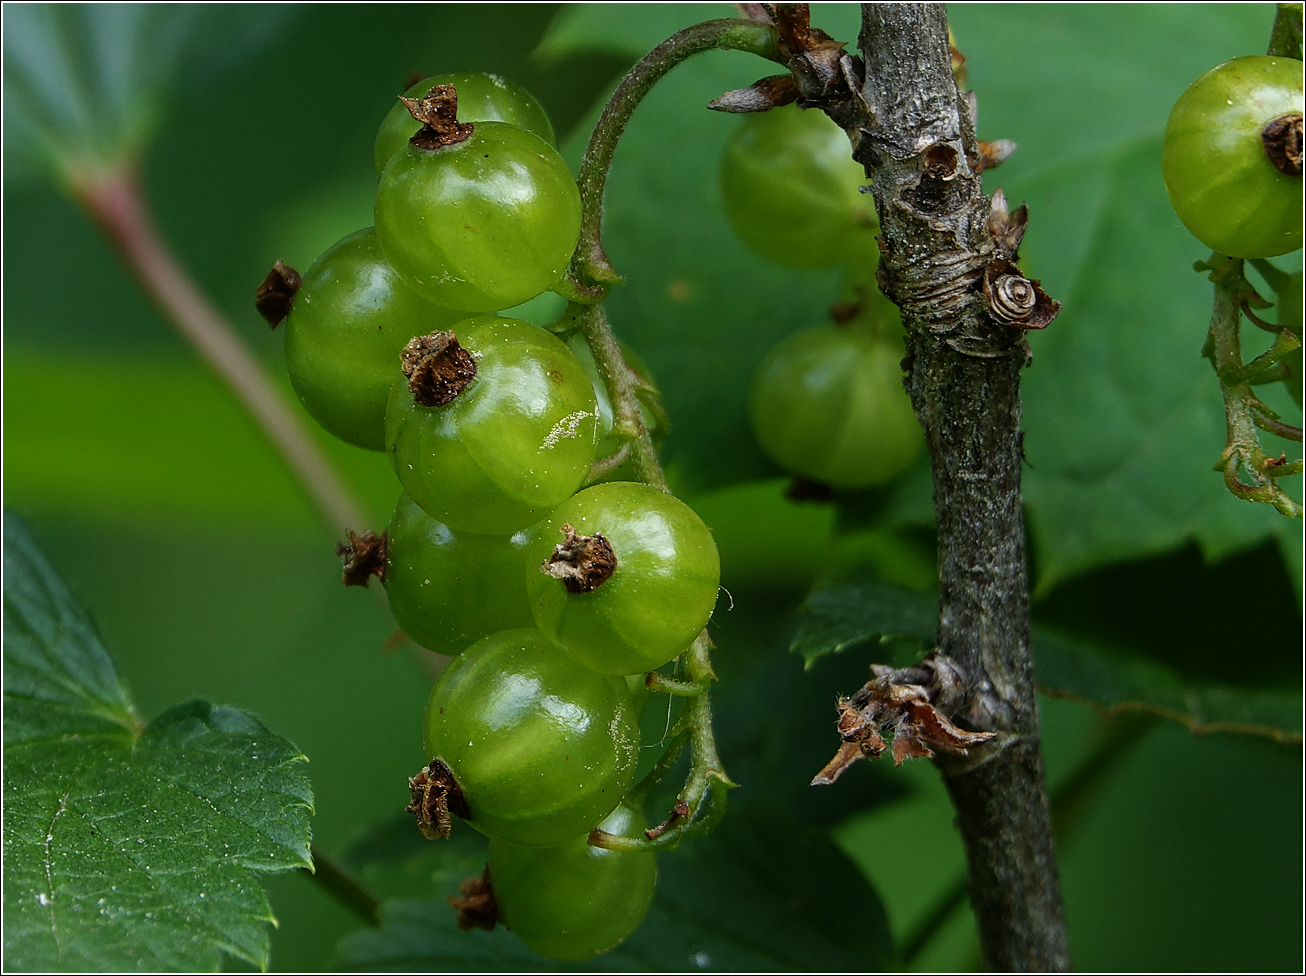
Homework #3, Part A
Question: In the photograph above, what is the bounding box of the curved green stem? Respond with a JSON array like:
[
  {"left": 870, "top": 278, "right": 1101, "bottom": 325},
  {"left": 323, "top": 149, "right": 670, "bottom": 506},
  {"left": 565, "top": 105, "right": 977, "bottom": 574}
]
[
  {"left": 1268, "top": 2, "right": 1303, "bottom": 58},
  {"left": 646, "top": 671, "right": 713, "bottom": 696},
  {"left": 1204, "top": 255, "right": 1303, "bottom": 517},
  {"left": 571, "top": 301, "right": 669, "bottom": 490},
  {"left": 571, "top": 15, "right": 778, "bottom": 853},
  {"left": 567, "top": 17, "right": 781, "bottom": 294},
  {"left": 591, "top": 635, "right": 734, "bottom": 853}
]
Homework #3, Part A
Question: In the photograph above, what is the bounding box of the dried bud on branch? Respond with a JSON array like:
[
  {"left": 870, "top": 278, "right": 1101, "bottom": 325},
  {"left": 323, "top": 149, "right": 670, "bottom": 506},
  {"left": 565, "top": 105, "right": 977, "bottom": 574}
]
[
  {"left": 987, "top": 189, "right": 1029, "bottom": 260},
  {"left": 708, "top": 74, "right": 800, "bottom": 113},
  {"left": 812, "top": 654, "right": 997, "bottom": 786},
  {"left": 982, "top": 259, "right": 1060, "bottom": 330},
  {"left": 975, "top": 138, "right": 1018, "bottom": 172}
]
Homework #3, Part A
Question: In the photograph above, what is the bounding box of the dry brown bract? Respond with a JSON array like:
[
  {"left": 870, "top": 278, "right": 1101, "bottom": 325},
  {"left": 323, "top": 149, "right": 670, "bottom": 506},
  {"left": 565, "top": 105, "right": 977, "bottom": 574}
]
[{"left": 812, "top": 655, "right": 998, "bottom": 786}]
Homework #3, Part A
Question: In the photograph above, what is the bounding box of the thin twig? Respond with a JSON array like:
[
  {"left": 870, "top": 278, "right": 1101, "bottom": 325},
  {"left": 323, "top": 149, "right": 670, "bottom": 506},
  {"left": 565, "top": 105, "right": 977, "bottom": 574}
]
[
  {"left": 71, "top": 165, "right": 369, "bottom": 535},
  {"left": 309, "top": 844, "right": 381, "bottom": 926}
]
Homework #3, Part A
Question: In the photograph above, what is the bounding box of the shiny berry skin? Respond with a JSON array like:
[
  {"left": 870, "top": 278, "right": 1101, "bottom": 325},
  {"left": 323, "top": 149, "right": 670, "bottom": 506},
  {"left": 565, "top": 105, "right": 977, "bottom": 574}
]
[
  {"left": 375, "top": 121, "right": 581, "bottom": 312},
  {"left": 525, "top": 482, "right": 721, "bottom": 675},
  {"left": 384, "top": 317, "right": 598, "bottom": 534},
  {"left": 382, "top": 493, "right": 535, "bottom": 655},
  {"left": 490, "top": 803, "right": 656, "bottom": 962},
  {"left": 720, "top": 103, "right": 878, "bottom": 268},
  {"left": 1162, "top": 56, "right": 1303, "bottom": 258},
  {"left": 283, "top": 228, "right": 462, "bottom": 450},
  {"left": 749, "top": 323, "right": 921, "bottom": 488},
  {"left": 374, "top": 72, "right": 555, "bottom": 175},
  {"left": 423, "top": 629, "right": 640, "bottom": 847}
]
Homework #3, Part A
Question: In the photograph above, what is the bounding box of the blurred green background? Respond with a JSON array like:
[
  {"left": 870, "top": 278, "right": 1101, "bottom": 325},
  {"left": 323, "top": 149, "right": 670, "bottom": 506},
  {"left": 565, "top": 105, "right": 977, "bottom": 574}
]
[{"left": 3, "top": 3, "right": 1301, "bottom": 971}]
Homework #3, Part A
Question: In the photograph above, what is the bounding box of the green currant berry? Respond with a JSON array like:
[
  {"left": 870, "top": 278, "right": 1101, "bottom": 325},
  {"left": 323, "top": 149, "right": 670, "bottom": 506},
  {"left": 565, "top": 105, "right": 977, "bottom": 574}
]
[
  {"left": 525, "top": 483, "right": 721, "bottom": 676},
  {"left": 282, "top": 228, "right": 463, "bottom": 450},
  {"left": 374, "top": 72, "right": 555, "bottom": 175},
  {"left": 423, "top": 628, "right": 640, "bottom": 847},
  {"left": 384, "top": 317, "right": 598, "bottom": 534},
  {"left": 382, "top": 493, "right": 535, "bottom": 655},
  {"left": 749, "top": 323, "right": 922, "bottom": 488},
  {"left": 376, "top": 121, "right": 581, "bottom": 312},
  {"left": 1162, "top": 56, "right": 1303, "bottom": 259},
  {"left": 720, "top": 103, "right": 878, "bottom": 268},
  {"left": 490, "top": 803, "right": 656, "bottom": 962}
]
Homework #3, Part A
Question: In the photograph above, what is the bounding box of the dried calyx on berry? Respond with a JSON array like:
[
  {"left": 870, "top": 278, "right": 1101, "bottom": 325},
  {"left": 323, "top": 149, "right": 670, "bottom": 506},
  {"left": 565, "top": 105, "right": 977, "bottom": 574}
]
[
  {"left": 336, "top": 530, "right": 387, "bottom": 586},
  {"left": 401, "top": 332, "right": 478, "bottom": 407},
  {"left": 400, "top": 83, "right": 475, "bottom": 150},
  {"left": 255, "top": 260, "right": 302, "bottom": 329},
  {"left": 540, "top": 524, "right": 617, "bottom": 594},
  {"left": 406, "top": 758, "right": 470, "bottom": 840}
]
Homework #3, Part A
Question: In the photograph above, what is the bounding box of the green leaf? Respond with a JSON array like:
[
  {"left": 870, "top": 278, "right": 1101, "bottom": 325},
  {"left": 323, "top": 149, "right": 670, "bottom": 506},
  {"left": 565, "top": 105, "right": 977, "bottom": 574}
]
[
  {"left": 2, "top": 514, "right": 314, "bottom": 972},
  {"left": 790, "top": 579, "right": 939, "bottom": 667},
  {"left": 336, "top": 806, "right": 891, "bottom": 971},
  {"left": 3, "top": 3, "right": 292, "bottom": 179},
  {"left": 1032, "top": 629, "right": 1302, "bottom": 743},
  {"left": 791, "top": 576, "right": 1302, "bottom": 742}
]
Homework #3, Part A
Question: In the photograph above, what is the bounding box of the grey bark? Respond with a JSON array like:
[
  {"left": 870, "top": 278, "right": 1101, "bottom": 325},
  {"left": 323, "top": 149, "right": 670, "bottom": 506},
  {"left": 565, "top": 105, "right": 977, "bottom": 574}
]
[{"left": 848, "top": 5, "right": 1070, "bottom": 970}]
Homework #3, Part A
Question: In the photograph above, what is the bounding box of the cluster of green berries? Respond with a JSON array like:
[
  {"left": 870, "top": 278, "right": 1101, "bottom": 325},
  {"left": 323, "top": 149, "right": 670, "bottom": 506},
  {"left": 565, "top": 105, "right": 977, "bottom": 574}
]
[
  {"left": 259, "top": 72, "right": 720, "bottom": 962},
  {"left": 720, "top": 104, "right": 922, "bottom": 488}
]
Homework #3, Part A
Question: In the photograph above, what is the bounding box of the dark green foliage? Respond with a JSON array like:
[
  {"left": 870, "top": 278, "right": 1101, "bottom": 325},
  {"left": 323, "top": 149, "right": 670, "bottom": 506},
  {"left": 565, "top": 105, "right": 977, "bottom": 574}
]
[
  {"left": 2, "top": 515, "right": 313, "bottom": 971},
  {"left": 1, "top": 2, "right": 1300, "bottom": 972}
]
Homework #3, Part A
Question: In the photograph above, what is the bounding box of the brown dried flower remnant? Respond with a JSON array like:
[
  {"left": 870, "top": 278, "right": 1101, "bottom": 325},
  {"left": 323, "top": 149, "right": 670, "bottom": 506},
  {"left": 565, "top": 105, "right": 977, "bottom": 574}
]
[
  {"left": 540, "top": 524, "right": 618, "bottom": 594},
  {"left": 1262, "top": 112, "right": 1303, "bottom": 177},
  {"left": 448, "top": 867, "right": 500, "bottom": 932},
  {"left": 407, "top": 759, "right": 470, "bottom": 840},
  {"left": 974, "top": 138, "right": 1018, "bottom": 173},
  {"left": 255, "top": 260, "right": 302, "bottom": 329},
  {"left": 400, "top": 83, "right": 476, "bottom": 150},
  {"left": 401, "top": 332, "right": 478, "bottom": 407},
  {"left": 336, "top": 529, "right": 387, "bottom": 587},
  {"left": 812, "top": 655, "right": 997, "bottom": 786},
  {"left": 982, "top": 258, "right": 1060, "bottom": 331},
  {"left": 987, "top": 189, "right": 1029, "bottom": 261},
  {"left": 708, "top": 74, "right": 800, "bottom": 114}
]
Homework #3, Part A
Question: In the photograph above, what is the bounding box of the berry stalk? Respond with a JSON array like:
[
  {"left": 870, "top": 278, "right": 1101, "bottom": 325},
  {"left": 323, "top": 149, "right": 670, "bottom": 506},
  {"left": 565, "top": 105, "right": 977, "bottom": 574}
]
[
  {"left": 564, "top": 17, "right": 783, "bottom": 297},
  {"left": 561, "top": 17, "right": 784, "bottom": 846},
  {"left": 1203, "top": 256, "right": 1304, "bottom": 516}
]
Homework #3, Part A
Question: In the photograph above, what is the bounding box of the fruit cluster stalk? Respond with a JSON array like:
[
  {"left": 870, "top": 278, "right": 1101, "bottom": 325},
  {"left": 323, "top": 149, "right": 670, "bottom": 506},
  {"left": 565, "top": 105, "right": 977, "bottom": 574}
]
[{"left": 566, "top": 18, "right": 783, "bottom": 294}]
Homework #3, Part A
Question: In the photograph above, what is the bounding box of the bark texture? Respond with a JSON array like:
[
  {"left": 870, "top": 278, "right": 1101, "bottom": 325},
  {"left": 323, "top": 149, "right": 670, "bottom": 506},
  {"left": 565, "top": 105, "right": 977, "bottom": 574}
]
[{"left": 850, "top": 5, "right": 1069, "bottom": 970}]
